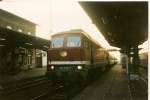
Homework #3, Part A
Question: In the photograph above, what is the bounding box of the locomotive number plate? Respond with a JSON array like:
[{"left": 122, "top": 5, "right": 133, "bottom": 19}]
[{"left": 59, "top": 67, "right": 70, "bottom": 71}]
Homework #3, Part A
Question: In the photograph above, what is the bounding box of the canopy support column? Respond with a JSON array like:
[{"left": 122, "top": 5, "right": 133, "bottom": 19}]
[{"left": 127, "top": 45, "right": 140, "bottom": 80}]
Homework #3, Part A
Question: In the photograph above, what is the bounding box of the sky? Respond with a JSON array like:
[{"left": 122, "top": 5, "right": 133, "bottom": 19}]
[
  {"left": 0, "top": 0, "right": 148, "bottom": 59},
  {"left": 0, "top": 0, "right": 113, "bottom": 47},
  {"left": 0, "top": 0, "right": 51, "bottom": 39}
]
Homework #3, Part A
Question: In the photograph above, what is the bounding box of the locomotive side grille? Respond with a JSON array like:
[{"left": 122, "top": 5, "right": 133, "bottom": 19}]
[{"left": 58, "top": 66, "right": 73, "bottom": 71}]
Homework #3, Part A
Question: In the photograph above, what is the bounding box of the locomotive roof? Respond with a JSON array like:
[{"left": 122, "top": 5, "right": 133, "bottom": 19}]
[{"left": 52, "top": 29, "right": 102, "bottom": 48}]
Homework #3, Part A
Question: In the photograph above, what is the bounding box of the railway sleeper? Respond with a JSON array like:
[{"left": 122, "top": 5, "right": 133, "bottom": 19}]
[{"left": 0, "top": 76, "right": 50, "bottom": 95}]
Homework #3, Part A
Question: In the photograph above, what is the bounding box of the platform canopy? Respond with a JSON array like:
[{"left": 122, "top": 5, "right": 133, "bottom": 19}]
[
  {"left": 0, "top": 27, "right": 50, "bottom": 51},
  {"left": 79, "top": 2, "right": 148, "bottom": 48}
]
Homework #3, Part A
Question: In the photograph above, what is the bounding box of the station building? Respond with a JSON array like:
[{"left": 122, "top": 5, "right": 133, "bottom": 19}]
[{"left": 0, "top": 9, "right": 49, "bottom": 74}]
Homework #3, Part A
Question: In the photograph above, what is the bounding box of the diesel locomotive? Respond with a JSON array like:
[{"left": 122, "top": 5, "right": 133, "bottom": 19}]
[{"left": 46, "top": 29, "right": 114, "bottom": 83}]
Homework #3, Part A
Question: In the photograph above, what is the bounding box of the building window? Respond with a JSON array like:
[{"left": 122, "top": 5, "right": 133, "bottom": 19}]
[{"left": 6, "top": 25, "right": 12, "bottom": 29}]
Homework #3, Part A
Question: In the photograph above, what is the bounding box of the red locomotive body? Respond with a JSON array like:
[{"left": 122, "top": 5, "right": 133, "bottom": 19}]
[{"left": 46, "top": 29, "right": 110, "bottom": 83}]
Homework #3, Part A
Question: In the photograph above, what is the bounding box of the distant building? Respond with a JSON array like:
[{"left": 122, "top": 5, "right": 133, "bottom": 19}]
[
  {"left": 0, "top": 9, "right": 36, "bottom": 36},
  {"left": 0, "top": 9, "right": 47, "bottom": 74}
]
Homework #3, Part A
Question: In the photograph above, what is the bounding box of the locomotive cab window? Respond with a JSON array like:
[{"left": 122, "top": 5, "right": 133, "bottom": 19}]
[
  {"left": 84, "top": 39, "right": 89, "bottom": 48},
  {"left": 67, "top": 36, "right": 81, "bottom": 47},
  {"left": 51, "top": 37, "right": 64, "bottom": 48}
]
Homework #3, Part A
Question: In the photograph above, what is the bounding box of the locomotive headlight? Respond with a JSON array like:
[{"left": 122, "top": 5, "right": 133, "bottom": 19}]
[
  {"left": 50, "top": 65, "right": 55, "bottom": 70},
  {"left": 77, "top": 65, "right": 82, "bottom": 70}
]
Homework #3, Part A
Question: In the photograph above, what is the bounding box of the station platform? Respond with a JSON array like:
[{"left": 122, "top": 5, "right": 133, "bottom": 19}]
[
  {"left": 72, "top": 64, "right": 147, "bottom": 100},
  {"left": 0, "top": 67, "right": 46, "bottom": 90}
]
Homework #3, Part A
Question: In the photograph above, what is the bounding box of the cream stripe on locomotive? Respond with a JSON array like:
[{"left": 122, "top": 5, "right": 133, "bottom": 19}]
[{"left": 49, "top": 61, "right": 91, "bottom": 65}]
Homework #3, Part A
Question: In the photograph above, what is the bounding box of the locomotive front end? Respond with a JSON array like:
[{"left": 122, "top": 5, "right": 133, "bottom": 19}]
[
  {"left": 46, "top": 33, "right": 88, "bottom": 83},
  {"left": 47, "top": 61, "right": 87, "bottom": 83}
]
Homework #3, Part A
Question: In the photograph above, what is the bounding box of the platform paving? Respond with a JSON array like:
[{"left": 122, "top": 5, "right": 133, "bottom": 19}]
[{"left": 72, "top": 65, "right": 147, "bottom": 100}]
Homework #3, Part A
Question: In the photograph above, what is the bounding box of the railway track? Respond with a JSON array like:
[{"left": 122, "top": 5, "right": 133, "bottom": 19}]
[
  {"left": 30, "top": 82, "right": 85, "bottom": 100},
  {"left": 1, "top": 76, "right": 51, "bottom": 95},
  {"left": 34, "top": 67, "right": 112, "bottom": 100},
  {"left": 128, "top": 79, "right": 148, "bottom": 100}
]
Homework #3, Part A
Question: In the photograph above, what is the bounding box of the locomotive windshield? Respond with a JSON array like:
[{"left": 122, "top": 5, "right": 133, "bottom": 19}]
[
  {"left": 67, "top": 36, "right": 81, "bottom": 47},
  {"left": 51, "top": 37, "right": 64, "bottom": 48}
]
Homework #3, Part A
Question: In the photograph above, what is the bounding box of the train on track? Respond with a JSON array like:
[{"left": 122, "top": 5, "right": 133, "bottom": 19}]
[{"left": 46, "top": 29, "right": 116, "bottom": 84}]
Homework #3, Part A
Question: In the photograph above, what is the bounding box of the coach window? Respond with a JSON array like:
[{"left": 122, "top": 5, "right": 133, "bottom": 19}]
[
  {"left": 67, "top": 36, "right": 81, "bottom": 47},
  {"left": 51, "top": 37, "right": 64, "bottom": 48}
]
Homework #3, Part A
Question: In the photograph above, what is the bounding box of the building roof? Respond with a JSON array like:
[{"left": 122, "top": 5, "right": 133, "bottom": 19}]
[
  {"left": 0, "top": 9, "right": 36, "bottom": 26},
  {"left": 0, "top": 27, "right": 50, "bottom": 51}
]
